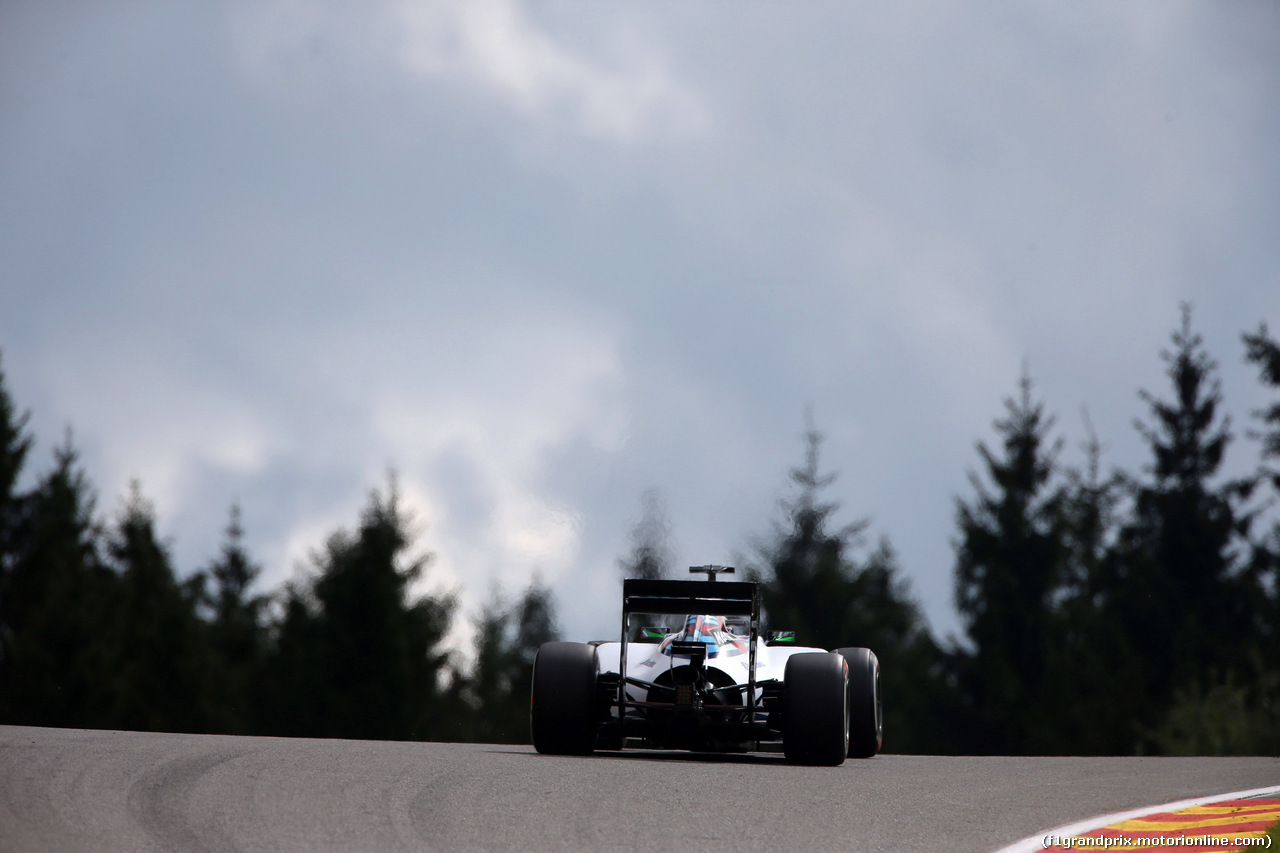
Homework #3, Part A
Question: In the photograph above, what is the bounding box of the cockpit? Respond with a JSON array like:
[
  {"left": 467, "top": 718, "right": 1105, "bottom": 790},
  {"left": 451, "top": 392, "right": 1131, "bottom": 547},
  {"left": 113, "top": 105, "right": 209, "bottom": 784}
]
[{"left": 657, "top": 614, "right": 750, "bottom": 659}]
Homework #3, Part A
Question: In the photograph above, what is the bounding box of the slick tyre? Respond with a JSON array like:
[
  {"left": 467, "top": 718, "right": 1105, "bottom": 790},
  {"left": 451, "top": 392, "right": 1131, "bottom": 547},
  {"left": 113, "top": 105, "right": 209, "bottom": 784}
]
[
  {"left": 530, "top": 641, "right": 597, "bottom": 755},
  {"left": 783, "top": 652, "right": 849, "bottom": 766},
  {"left": 837, "top": 647, "right": 882, "bottom": 758}
]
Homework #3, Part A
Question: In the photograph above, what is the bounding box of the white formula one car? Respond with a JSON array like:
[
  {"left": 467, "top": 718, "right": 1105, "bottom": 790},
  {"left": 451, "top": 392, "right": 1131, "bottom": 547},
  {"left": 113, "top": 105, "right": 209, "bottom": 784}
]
[{"left": 531, "top": 566, "right": 882, "bottom": 765}]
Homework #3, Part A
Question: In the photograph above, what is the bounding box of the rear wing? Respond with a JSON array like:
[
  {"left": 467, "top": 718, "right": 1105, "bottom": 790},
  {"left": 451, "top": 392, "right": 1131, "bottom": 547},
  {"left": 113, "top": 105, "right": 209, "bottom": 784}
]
[
  {"left": 617, "top": 577, "right": 762, "bottom": 726},
  {"left": 621, "top": 578, "right": 759, "bottom": 618}
]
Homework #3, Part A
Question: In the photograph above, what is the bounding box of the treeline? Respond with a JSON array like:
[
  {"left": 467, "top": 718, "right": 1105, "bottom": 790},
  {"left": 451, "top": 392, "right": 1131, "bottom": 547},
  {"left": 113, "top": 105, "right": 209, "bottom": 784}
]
[
  {"left": 939, "top": 309, "right": 1280, "bottom": 755},
  {"left": 619, "top": 307, "right": 1280, "bottom": 756},
  {"left": 0, "top": 363, "right": 554, "bottom": 739},
  {"left": 2, "top": 306, "right": 1279, "bottom": 754}
]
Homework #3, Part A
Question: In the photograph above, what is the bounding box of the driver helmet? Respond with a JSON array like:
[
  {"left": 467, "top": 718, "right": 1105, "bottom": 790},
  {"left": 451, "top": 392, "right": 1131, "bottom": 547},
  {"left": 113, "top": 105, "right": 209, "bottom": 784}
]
[
  {"left": 659, "top": 614, "right": 726, "bottom": 657},
  {"left": 683, "top": 614, "right": 724, "bottom": 642}
]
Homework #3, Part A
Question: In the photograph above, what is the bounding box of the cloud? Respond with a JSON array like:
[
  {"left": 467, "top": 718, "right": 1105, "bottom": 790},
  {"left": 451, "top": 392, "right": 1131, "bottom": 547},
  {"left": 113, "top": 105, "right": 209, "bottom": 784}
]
[
  {"left": 395, "top": 0, "right": 707, "bottom": 143},
  {"left": 4, "top": 0, "right": 1279, "bottom": 652},
  {"left": 227, "top": 0, "right": 707, "bottom": 144},
  {"left": 365, "top": 290, "right": 627, "bottom": 589}
]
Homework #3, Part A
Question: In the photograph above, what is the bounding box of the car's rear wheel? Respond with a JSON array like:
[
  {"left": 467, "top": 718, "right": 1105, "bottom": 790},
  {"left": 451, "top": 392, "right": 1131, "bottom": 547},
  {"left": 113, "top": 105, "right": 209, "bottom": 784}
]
[
  {"left": 783, "top": 652, "right": 849, "bottom": 766},
  {"left": 837, "top": 647, "right": 882, "bottom": 758},
  {"left": 530, "top": 641, "right": 597, "bottom": 755}
]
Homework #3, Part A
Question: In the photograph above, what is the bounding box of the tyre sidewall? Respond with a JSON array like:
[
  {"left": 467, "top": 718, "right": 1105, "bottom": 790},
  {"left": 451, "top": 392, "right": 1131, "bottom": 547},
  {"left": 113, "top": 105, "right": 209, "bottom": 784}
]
[
  {"left": 782, "top": 652, "right": 849, "bottom": 766},
  {"left": 530, "top": 641, "right": 598, "bottom": 755},
  {"left": 837, "top": 646, "right": 881, "bottom": 758}
]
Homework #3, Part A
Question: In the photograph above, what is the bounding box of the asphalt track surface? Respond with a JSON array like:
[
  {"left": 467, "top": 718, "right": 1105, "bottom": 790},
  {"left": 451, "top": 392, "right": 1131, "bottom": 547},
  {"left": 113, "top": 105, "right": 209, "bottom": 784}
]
[{"left": 2, "top": 726, "right": 1278, "bottom": 853}]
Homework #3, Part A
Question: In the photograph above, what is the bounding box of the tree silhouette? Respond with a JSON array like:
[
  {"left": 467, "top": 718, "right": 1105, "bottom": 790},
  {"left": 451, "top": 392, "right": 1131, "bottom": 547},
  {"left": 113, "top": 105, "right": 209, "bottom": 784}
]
[
  {"left": 1243, "top": 323, "right": 1280, "bottom": 482},
  {"left": 191, "top": 504, "right": 266, "bottom": 734},
  {"left": 618, "top": 488, "right": 673, "bottom": 582},
  {"left": 0, "top": 438, "right": 118, "bottom": 729},
  {"left": 1115, "top": 306, "right": 1257, "bottom": 747},
  {"left": 951, "top": 374, "right": 1071, "bottom": 753},
  {"left": 261, "top": 478, "right": 456, "bottom": 740},
  {"left": 0, "top": 351, "right": 32, "bottom": 584},
  {"left": 106, "top": 482, "right": 216, "bottom": 732},
  {"left": 749, "top": 422, "right": 941, "bottom": 752},
  {"left": 1052, "top": 425, "right": 1138, "bottom": 754},
  {"left": 464, "top": 576, "right": 559, "bottom": 743}
]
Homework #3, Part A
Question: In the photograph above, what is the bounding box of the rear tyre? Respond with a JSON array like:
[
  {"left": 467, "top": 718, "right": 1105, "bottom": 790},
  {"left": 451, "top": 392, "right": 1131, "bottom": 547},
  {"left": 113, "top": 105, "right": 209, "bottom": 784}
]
[
  {"left": 530, "top": 641, "right": 597, "bottom": 755},
  {"left": 837, "top": 647, "right": 882, "bottom": 758},
  {"left": 783, "top": 652, "right": 849, "bottom": 766}
]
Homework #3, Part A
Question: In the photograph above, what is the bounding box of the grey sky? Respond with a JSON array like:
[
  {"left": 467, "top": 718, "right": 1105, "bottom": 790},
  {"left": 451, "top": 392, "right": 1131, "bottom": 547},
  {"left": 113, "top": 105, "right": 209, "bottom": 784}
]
[{"left": 2, "top": 1, "right": 1278, "bottom": 649}]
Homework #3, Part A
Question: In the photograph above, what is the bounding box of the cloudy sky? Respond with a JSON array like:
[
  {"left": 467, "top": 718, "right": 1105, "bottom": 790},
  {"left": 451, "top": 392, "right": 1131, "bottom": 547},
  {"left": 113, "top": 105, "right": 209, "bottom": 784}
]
[{"left": 2, "top": 1, "right": 1278, "bottom": 649}]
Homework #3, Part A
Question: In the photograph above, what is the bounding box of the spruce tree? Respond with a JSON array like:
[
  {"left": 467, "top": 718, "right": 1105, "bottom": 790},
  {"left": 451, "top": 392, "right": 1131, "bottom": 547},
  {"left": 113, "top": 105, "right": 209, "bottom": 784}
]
[
  {"left": 0, "top": 350, "right": 34, "bottom": 674},
  {"left": 196, "top": 504, "right": 266, "bottom": 734},
  {"left": 1117, "top": 306, "right": 1253, "bottom": 744},
  {"left": 261, "top": 477, "right": 456, "bottom": 740},
  {"left": 952, "top": 375, "right": 1069, "bottom": 753},
  {"left": 0, "top": 351, "right": 32, "bottom": 583},
  {"left": 466, "top": 591, "right": 515, "bottom": 743},
  {"left": 106, "top": 482, "right": 215, "bottom": 732},
  {"left": 464, "top": 577, "right": 559, "bottom": 744},
  {"left": 506, "top": 575, "right": 558, "bottom": 734},
  {"left": 1054, "top": 425, "right": 1136, "bottom": 754},
  {"left": 750, "top": 425, "right": 869, "bottom": 648},
  {"left": 750, "top": 423, "right": 939, "bottom": 752},
  {"left": 1243, "top": 322, "right": 1280, "bottom": 482},
  {"left": 618, "top": 488, "right": 673, "bottom": 582},
  {"left": 0, "top": 438, "right": 118, "bottom": 728},
  {"left": 1208, "top": 321, "right": 1280, "bottom": 754}
]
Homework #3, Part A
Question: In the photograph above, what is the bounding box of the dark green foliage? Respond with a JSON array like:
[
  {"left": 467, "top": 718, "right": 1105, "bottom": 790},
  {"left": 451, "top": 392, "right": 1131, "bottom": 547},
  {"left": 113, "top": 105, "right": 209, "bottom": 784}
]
[
  {"left": 1115, "top": 307, "right": 1257, "bottom": 746},
  {"left": 0, "top": 350, "right": 33, "bottom": 666},
  {"left": 748, "top": 424, "right": 944, "bottom": 753},
  {"left": 0, "top": 352, "right": 33, "bottom": 577},
  {"left": 945, "top": 308, "right": 1277, "bottom": 756},
  {"left": 259, "top": 479, "right": 456, "bottom": 740},
  {"left": 951, "top": 375, "right": 1074, "bottom": 754},
  {"left": 191, "top": 505, "right": 267, "bottom": 734},
  {"left": 1243, "top": 323, "right": 1280, "bottom": 470},
  {"left": 105, "top": 482, "right": 217, "bottom": 733},
  {"left": 1051, "top": 431, "right": 1138, "bottom": 755},
  {"left": 1242, "top": 323, "right": 1280, "bottom": 667},
  {"left": 462, "top": 577, "right": 560, "bottom": 743},
  {"left": 0, "top": 439, "right": 119, "bottom": 728},
  {"left": 1148, "top": 670, "right": 1280, "bottom": 756},
  {"left": 5, "top": 306, "right": 1280, "bottom": 754},
  {"left": 1229, "top": 321, "right": 1280, "bottom": 754},
  {"left": 468, "top": 594, "right": 519, "bottom": 742}
]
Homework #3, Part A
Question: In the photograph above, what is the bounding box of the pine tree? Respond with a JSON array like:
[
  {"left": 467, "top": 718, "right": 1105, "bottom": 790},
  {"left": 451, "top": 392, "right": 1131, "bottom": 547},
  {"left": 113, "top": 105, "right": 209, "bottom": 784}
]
[
  {"left": 0, "top": 437, "right": 119, "bottom": 728},
  {"left": 1200, "top": 320, "right": 1280, "bottom": 754},
  {"left": 466, "top": 591, "right": 516, "bottom": 743},
  {"left": 750, "top": 423, "right": 939, "bottom": 752},
  {"left": 464, "top": 577, "right": 559, "bottom": 744},
  {"left": 261, "top": 477, "right": 456, "bottom": 740},
  {"left": 506, "top": 575, "right": 558, "bottom": 733},
  {"left": 1117, "top": 306, "right": 1254, "bottom": 745},
  {"left": 750, "top": 425, "right": 868, "bottom": 647},
  {"left": 195, "top": 504, "right": 266, "bottom": 734},
  {"left": 1053, "top": 423, "right": 1138, "bottom": 754},
  {"left": 105, "top": 481, "right": 215, "bottom": 732},
  {"left": 0, "top": 350, "right": 33, "bottom": 584},
  {"left": 0, "top": 350, "right": 34, "bottom": 673},
  {"left": 1243, "top": 322, "right": 1280, "bottom": 483},
  {"left": 618, "top": 489, "right": 673, "bottom": 582},
  {"left": 1243, "top": 323, "right": 1280, "bottom": 620},
  {"left": 951, "top": 374, "right": 1070, "bottom": 753}
]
